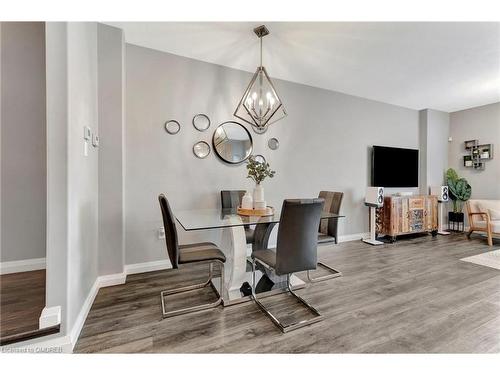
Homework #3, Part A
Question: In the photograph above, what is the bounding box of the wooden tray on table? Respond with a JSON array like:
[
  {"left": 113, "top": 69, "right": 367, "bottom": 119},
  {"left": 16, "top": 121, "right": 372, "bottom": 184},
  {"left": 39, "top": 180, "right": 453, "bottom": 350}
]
[{"left": 237, "top": 206, "right": 274, "bottom": 217}]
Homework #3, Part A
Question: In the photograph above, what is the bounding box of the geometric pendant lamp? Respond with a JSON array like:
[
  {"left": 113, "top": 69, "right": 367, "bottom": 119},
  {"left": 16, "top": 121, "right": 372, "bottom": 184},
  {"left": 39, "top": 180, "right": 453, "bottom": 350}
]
[{"left": 234, "top": 25, "right": 287, "bottom": 134}]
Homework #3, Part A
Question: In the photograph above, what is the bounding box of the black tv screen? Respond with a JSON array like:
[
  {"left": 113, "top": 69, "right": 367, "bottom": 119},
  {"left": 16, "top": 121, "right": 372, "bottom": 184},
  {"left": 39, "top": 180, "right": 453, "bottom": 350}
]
[{"left": 372, "top": 146, "right": 419, "bottom": 188}]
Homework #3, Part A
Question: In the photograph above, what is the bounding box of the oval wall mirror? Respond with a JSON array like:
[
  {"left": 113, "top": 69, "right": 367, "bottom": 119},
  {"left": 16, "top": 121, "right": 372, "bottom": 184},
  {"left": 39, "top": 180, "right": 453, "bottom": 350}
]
[
  {"left": 165, "top": 120, "right": 180, "bottom": 135},
  {"left": 268, "top": 137, "right": 279, "bottom": 150},
  {"left": 254, "top": 154, "right": 266, "bottom": 164},
  {"left": 192, "top": 114, "right": 211, "bottom": 132},
  {"left": 212, "top": 121, "right": 253, "bottom": 164},
  {"left": 193, "top": 141, "right": 211, "bottom": 159}
]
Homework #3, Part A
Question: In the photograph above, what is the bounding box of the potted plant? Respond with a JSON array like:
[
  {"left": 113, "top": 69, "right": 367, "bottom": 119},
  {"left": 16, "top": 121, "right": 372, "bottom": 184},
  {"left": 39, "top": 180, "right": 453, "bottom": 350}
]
[
  {"left": 246, "top": 156, "right": 276, "bottom": 209},
  {"left": 446, "top": 168, "right": 472, "bottom": 228}
]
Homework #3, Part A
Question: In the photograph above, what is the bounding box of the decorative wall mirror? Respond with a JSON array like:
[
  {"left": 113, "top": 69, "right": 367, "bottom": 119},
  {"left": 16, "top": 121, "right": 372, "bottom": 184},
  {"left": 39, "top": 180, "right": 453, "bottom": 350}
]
[
  {"left": 193, "top": 141, "right": 211, "bottom": 159},
  {"left": 254, "top": 154, "right": 266, "bottom": 164},
  {"left": 268, "top": 137, "right": 279, "bottom": 150},
  {"left": 192, "top": 114, "right": 211, "bottom": 132},
  {"left": 212, "top": 121, "right": 253, "bottom": 164},
  {"left": 165, "top": 120, "right": 180, "bottom": 135}
]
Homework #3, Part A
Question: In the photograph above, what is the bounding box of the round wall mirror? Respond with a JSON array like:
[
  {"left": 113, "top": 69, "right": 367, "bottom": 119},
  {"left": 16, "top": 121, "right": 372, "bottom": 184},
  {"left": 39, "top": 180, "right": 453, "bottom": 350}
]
[
  {"left": 254, "top": 154, "right": 266, "bottom": 164},
  {"left": 212, "top": 121, "right": 253, "bottom": 164},
  {"left": 165, "top": 120, "right": 180, "bottom": 135},
  {"left": 193, "top": 141, "right": 211, "bottom": 159},
  {"left": 192, "top": 114, "right": 211, "bottom": 132},
  {"left": 268, "top": 137, "right": 279, "bottom": 150}
]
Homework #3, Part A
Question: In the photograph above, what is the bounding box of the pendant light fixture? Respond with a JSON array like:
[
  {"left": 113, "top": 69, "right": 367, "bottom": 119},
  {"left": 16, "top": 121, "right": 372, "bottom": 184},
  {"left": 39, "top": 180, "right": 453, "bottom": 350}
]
[{"left": 234, "top": 25, "right": 287, "bottom": 134}]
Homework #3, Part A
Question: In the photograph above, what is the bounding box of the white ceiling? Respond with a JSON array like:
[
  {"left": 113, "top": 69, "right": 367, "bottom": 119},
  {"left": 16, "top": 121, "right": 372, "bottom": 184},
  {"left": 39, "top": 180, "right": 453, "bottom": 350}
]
[{"left": 106, "top": 22, "right": 500, "bottom": 112}]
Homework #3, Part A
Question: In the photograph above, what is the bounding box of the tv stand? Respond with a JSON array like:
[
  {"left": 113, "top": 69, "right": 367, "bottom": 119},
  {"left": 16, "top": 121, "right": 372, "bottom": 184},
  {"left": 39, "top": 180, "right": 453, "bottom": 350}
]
[{"left": 377, "top": 195, "right": 438, "bottom": 241}]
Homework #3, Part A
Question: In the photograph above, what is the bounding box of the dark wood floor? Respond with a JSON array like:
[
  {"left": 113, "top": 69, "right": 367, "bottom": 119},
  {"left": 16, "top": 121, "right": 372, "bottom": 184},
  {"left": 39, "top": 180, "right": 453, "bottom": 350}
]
[
  {"left": 0, "top": 270, "right": 46, "bottom": 339},
  {"left": 75, "top": 234, "right": 500, "bottom": 353}
]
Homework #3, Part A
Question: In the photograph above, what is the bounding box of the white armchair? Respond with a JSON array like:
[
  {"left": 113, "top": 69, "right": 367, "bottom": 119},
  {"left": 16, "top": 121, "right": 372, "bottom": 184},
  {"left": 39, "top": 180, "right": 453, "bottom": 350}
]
[{"left": 466, "top": 199, "right": 500, "bottom": 246}]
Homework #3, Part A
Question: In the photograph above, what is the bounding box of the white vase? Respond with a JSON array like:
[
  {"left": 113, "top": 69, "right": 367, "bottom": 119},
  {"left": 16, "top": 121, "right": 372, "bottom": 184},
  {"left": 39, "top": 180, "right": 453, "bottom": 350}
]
[
  {"left": 241, "top": 191, "right": 253, "bottom": 209},
  {"left": 253, "top": 184, "right": 266, "bottom": 208}
]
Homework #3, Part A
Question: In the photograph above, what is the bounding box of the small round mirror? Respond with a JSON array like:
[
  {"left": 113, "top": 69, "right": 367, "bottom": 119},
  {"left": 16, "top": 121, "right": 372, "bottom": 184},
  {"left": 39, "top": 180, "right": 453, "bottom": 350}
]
[
  {"left": 254, "top": 154, "right": 266, "bottom": 164},
  {"left": 193, "top": 141, "right": 211, "bottom": 159},
  {"left": 192, "top": 114, "right": 211, "bottom": 132},
  {"left": 213, "top": 121, "right": 253, "bottom": 164},
  {"left": 165, "top": 120, "right": 180, "bottom": 135},
  {"left": 268, "top": 138, "right": 279, "bottom": 150}
]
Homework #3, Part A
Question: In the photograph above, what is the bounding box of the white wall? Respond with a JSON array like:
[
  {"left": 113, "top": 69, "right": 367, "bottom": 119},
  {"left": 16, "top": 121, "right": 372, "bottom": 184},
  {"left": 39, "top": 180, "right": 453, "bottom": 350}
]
[
  {"left": 449, "top": 102, "right": 500, "bottom": 200},
  {"left": 66, "top": 22, "right": 99, "bottom": 334},
  {"left": 97, "top": 23, "right": 125, "bottom": 276},
  {"left": 1, "top": 22, "right": 46, "bottom": 263},
  {"left": 125, "top": 44, "right": 420, "bottom": 266}
]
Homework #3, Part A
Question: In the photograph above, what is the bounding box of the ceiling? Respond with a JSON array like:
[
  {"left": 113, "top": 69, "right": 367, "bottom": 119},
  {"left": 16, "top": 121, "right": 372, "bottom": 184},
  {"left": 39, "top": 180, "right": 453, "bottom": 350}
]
[{"left": 106, "top": 22, "right": 500, "bottom": 112}]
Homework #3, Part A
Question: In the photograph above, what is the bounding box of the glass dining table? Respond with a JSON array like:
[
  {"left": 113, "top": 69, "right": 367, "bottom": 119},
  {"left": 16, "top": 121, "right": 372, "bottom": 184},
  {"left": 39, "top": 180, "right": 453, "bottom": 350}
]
[{"left": 175, "top": 207, "right": 344, "bottom": 305}]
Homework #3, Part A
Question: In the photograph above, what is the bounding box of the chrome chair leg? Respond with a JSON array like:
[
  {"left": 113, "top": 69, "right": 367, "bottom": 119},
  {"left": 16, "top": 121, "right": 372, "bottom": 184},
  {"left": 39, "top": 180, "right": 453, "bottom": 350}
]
[
  {"left": 250, "top": 258, "right": 323, "bottom": 333},
  {"left": 306, "top": 261, "right": 342, "bottom": 283},
  {"left": 161, "top": 261, "right": 224, "bottom": 318}
]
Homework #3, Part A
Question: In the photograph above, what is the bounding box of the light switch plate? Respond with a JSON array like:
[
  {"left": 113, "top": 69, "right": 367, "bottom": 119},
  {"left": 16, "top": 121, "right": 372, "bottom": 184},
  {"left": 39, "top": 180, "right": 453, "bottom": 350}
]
[
  {"left": 84, "top": 126, "right": 91, "bottom": 140},
  {"left": 92, "top": 133, "right": 100, "bottom": 147}
]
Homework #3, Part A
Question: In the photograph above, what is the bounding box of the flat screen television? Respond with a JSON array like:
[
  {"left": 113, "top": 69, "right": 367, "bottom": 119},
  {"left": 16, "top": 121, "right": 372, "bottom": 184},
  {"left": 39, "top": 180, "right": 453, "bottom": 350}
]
[{"left": 372, "top": 146, "right": 419, "bottom": 188}]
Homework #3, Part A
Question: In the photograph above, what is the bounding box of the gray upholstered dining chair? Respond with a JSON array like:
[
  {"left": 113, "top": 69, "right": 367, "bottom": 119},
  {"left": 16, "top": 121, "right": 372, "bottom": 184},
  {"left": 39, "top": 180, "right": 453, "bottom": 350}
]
[
  {"left": 250, "top": 198, "right": 324, "bottom": 333},
  {"left": 158, "top": 194, "right": 226, "bottom": 318},
  {"left": 307, "top": 191, "right": 344, "bottom": 283},
  {"left": 318, "top": 191, "right": 343, "bottom": 244},
  {"left": 220, "top": 190, "right": 254, "bottom": 244}
]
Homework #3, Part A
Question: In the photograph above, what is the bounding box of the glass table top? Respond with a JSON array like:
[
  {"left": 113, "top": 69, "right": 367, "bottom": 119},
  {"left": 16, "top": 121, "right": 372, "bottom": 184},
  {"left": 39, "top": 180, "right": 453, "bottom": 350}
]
[{"left": 175, "top": 207, "right": 344, "bottom": 231}]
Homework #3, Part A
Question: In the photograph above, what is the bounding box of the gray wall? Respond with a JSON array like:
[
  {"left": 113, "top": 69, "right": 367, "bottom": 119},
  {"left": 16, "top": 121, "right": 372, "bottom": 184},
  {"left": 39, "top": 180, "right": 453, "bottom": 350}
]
[
  {"left": 419, "top": 109, "right": 450, "bottom": 193},
  {"left": 1, "top": 22, "right": 46, "bottom": 263},
  {"left": 97, "top": 24, "right": 125, "bottom": 276},
  {"left": 125, "top": 44, "right": 420, "bottom": 266},
  {"left": 449, "top": 102, "right": 500, "bottom": 200}
]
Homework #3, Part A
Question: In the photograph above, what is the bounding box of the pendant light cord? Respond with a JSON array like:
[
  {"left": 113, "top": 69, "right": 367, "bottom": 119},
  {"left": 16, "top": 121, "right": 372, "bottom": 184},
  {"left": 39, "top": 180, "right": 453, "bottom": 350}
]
[{"left": 260, "top": 36, "right": 263, "bottom": 68}]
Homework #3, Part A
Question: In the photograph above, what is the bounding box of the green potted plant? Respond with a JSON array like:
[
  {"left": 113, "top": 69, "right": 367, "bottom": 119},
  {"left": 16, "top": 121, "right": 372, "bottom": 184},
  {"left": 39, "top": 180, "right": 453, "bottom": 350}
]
[
  {"left": 246, "top": 156, "right": 275, "bottom": 209},
  {"left": 446, "top": 168, "right": 472, "bottom": 230}
]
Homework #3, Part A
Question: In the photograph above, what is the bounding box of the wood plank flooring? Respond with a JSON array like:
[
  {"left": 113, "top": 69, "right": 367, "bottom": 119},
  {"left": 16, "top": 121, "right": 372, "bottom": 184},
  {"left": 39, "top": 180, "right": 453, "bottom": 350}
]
[
  {"left": 0, "top": 270, "right": 46, "bottom": 339},
  {"left": 74, "top": 234, "right": 500, "bottom": 353}
]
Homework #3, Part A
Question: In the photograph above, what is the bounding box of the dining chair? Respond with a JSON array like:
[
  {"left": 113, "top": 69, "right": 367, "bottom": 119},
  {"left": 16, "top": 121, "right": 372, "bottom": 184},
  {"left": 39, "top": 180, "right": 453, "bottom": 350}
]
[
  {"left": 318, "top": 191, "right": 343, "bottom": 244},
  {"left": 220, "top": 190, "right": 254, "bottom": 244},
  {"left": 250, "top": 198, "right": 324, "bottom": 333},
  {"left": 158, "top": 194, "right": 226, "bottom": 318}
]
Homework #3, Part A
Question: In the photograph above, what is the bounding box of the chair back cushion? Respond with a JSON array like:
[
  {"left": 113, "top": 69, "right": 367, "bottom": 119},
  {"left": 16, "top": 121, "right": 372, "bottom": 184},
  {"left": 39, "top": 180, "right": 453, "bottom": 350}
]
[
  {"left": 275, "top": 198, "right": 324, "bottom": 275},
  {"left": 158, "top": 194, "right": 180, "bottom": 268},
  {"left": 318, "top": 191, "right": 343, "bottom": 235},
  {"left": 221, "top": 190, "right": 246, "bottom": 209}
]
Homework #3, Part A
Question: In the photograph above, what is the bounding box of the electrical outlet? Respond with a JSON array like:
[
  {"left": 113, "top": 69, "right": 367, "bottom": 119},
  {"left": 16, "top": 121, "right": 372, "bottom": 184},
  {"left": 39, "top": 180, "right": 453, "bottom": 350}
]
[{"left": 158, "top": 227, "right": 165, "bottom": 240}]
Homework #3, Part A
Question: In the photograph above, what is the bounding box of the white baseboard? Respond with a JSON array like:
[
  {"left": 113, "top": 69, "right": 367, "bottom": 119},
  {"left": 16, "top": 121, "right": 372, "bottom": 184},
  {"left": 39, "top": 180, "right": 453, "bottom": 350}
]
[
  {"left": 39, "top": 306, "right": 61, "bottom": 329},
  {"left": 68, "top": 272, "right": 126, "bottom": 350},
  {"left": 340, "top": 232, "right": 370, "bottom": 242},
  {"left": 0, "top": 257, "right": 46, "bottom": 275},
  {"left": 124, "top": 259, "right": 172, "bottom": 275}
]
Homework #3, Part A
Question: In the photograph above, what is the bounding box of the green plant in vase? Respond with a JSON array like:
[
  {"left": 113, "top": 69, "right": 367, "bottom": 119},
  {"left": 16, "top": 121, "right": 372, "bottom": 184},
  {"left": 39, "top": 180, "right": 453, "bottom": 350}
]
[
  {"left": 246, "top": 156, "right": 276, "bottom": 208},
  {"left": 446, "top": 168, "right": 472, "bottom": 213}
]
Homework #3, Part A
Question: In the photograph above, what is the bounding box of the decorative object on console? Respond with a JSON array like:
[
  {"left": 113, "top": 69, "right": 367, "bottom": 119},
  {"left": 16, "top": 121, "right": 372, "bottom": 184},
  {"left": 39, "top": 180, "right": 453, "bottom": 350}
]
[
  {"left": 268, "top": 137, "right": 279, "bottom": 150},
  {"left": 446, "top": 168, "right": 471, "bottom": 232},
  {"left": 212, "top": 121, "right": 253, "bottom": 164},
  {"left": 363, "top": 187, "right": 385, "bottom": 246},
  {"left": 378, "top": 195, "right": 438, "bottom": 242},
  {"left": 463, "top": 139, "right": 494, "bottom": 170},
  {"left": 253, "top": 154, "right": 266, "bottom": 164},
  {"left": 241, "top": 191, "right": 253, "bottom": 210},
  {"left": 234, "top": 25, "right": 287, "bottom": 134},
  {"left": 246, "top": 155, "right": 275, "bottom": 210},
  {"left": 192, "top": 141, "right": 211, "bottom": 159},
  {"left": 164, "top": 120, "right": 180, "bottom": 135},
  {"left": 430, "top": 186, "right": 450, "bottom": 235},
  {"left": 192, "top": 113, "right": 211, "bottom": 132}
]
